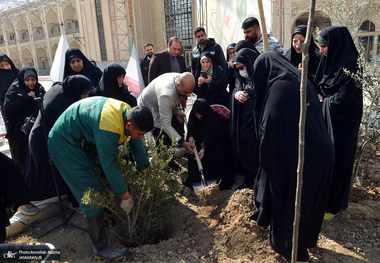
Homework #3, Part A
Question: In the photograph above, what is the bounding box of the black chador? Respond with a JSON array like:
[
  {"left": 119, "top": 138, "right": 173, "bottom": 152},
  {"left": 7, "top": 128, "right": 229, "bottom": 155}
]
[
  {"left": 314, "top": 26, "right": 363, "bottom": 215},
  {"left": 251, "top": 51, "right": 334, "bottom": 262},
  {"left": 96, "top": 63, "right": 137, "bottom": 107},
  {"left": 3, "top": 67, "right": 45, "bottom": 175},
  {"left": 25, "top": 75, "right": 92, "bottom": 200},
  {"left": 230, "top": 46, "right": 260, "bottom": 188},
  {"left": 185, "top": 99, "right": 235, "bottom": 190}
]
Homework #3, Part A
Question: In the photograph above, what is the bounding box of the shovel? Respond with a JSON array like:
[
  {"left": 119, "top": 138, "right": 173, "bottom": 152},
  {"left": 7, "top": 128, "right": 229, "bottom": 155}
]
[{"left": 192, "top": 146, "right": 217, "bottom": 192}]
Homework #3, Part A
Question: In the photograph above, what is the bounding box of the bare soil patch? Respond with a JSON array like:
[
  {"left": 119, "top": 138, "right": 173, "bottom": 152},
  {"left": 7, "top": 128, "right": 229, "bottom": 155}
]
[{"left": 7, "top": 151, "right": 380, "bottom": 262}]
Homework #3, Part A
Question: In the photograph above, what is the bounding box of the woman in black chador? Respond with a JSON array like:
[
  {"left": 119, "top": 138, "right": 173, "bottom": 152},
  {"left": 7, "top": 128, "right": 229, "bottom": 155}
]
[
  {"left": 195, "top": 52, "right": 230, "bottom": 108},
  {"left": 25, "top": 75, "right": 94, "bottom": 201},
  {"left": 96, "top": 63, "right": 137, "bottom": 107},
  {"left": 184, "top": 99, "right": 235, "bottom": 190},
  {"left": 3, "top": 66, "right": 45, "bottom": 175},
  {"left": 0, "top": 54, "right": 19, "bottom": 116},
  {"left": 284, "top": 25, "right": 321, "bottom": 83},
  {"left": 251, "top": 51, "right": 334, "bottom": 261},
  {"left": 314, "top": 26, "right": 363, "bottom": 221},
  {"left": 63, "top": 47, "right": 102, "bottom": 89},
  {"left": 230, "top": 46, "right": 260, "bottom": 190}
]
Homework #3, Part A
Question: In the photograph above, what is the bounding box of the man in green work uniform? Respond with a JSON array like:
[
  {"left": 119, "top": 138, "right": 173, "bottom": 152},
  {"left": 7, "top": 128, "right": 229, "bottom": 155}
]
[{"left": 48, "top": 96, "right": 153, "bottom": 261}]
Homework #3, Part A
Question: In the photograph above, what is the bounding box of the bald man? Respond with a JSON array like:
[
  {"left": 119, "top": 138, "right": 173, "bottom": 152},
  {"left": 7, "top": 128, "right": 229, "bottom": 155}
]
[{"left": 137, "top": 72, "right": 195, "bottom": 154}]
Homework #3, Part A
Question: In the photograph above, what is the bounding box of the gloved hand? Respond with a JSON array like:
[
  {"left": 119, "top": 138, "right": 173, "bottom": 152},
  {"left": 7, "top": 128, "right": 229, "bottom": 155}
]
[{"left": 120, "top": 197, "right": 133, "bottom": 214}]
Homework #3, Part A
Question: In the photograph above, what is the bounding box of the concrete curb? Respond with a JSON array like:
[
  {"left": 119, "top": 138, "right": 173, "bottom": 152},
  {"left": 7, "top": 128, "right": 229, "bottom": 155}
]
[{"left": 6, "top": 196, "right": 68, "bottom": 239}]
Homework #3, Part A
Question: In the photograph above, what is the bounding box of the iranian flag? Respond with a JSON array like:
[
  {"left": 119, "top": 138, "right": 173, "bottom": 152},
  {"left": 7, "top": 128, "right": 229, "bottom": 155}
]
[
  {"left": 125, "top": 37, "right": 144, "bottom": 98},
  {"left": 50, "top": 32, "right": 69, "bottom": 83}
]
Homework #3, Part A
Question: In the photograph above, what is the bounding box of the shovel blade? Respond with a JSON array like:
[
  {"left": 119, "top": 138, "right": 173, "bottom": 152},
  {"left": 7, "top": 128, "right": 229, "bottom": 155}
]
[{"left": 193, "top": 179, "right": 217, "bottom": 192}]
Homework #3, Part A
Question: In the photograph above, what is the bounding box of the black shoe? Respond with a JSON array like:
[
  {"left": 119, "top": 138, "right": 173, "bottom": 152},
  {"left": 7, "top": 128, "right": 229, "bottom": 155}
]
[
  {"left": 235, "top": 183, "right": 253, "bottom": 191},
  {"left": 86, "top": 215, "right": 125, "bottom": 260}
]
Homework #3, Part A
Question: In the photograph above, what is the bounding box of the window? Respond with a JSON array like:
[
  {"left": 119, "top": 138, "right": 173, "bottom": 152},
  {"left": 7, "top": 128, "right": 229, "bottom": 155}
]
[
  {"left": 359, "top": 20, "right": 376, "bottom": 61},
  {"left": 68, "top": 22, "right": 72, "bottom": 31},
  {"left": 164, "top": 0, "right": 193, "bottom": 46},
  {"left": 95, "top": 0, "right": 107, "bottom": 61},
  {"left": 360, "top": 20, "right": 375, "bottom": 32},
  {"left": 22, "top": 31, "right": 28, "bottom": 40},
  {"left": 75, "top": 21, "right": 79, "bottom": 30}
]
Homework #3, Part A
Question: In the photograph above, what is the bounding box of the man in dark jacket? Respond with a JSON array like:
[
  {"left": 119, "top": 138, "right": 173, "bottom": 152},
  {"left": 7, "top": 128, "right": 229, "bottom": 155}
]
[
  {"left": 191, "top": 27, "right": 227, "bottom": 81},
  {"left": 140, "top": 43, "right": 154, "bottom": 87},
  {"left": 148, "top": 37, "right": 186, "bottom": 83}
]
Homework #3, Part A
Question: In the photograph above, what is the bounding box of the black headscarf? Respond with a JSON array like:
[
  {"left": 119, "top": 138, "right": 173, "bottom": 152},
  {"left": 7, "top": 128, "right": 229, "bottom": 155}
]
[
  {"left": 0, "top": 54, "right": 19, "bottom": 106},
  {"left": 63, "top": 47, "right": 102, "bottom": 88},
  {"left": 314, "top": 26, "right": 359, "bottom": 95},
  {"left": 12, "top": 67, "right": 44, "bottom": 97},
  {"left": 63, "top": 75, "right": 93, "bottom": 100},
  {"left": 234, "top": 47, "right": 260, "bottom": 80},
  {"left": 251, "top": 51, "right": 334, "bottom": 261},
  {"left": 96, "top": 63, "right": 137, "bottom": 107},
  {"left": 235, "top": 40, "right": 256, "bottom": 53},
  {"left": 284, "top": 25, "right": 321, "bottom": 80},
  {"left": 226, "top": 43, "right": 236, "bottom": 62},
  {"left": 3, "top": 66, "right": 45, "bottom": 124}
]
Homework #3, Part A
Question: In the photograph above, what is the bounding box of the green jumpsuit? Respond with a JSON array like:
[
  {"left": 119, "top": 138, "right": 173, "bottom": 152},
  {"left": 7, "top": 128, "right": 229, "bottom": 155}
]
[{"left": 48, "top": 96, "right": 148, "bottom": 218}]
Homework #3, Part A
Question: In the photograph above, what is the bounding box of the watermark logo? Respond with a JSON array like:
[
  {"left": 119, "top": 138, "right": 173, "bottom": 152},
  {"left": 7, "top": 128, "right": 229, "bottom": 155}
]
[{"left": 3, "top": 251, "right": 17, "bottom": 259}]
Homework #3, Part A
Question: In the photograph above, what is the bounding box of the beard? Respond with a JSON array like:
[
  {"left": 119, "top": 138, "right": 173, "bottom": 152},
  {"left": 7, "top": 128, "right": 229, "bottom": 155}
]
[
  {"left": 147, "top": 53, "right": 153, "bottom": 58},
  {"left": 245, "top": 35, "right": 258, "bottom": 44}
]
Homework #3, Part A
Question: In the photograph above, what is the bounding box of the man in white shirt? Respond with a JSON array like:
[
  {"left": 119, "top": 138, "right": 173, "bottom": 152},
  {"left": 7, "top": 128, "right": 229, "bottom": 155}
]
[{"left": 137, "top": 72, "right": 195, "bottom": 155}]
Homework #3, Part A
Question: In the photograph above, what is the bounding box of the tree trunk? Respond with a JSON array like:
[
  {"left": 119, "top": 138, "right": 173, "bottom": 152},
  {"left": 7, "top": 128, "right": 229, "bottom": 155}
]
[
  {"left": 257, "top": 0, "right": 268, "bottom": 52},
  {"left": 291, "top": 1, "right": 316, "bottom": 262}
]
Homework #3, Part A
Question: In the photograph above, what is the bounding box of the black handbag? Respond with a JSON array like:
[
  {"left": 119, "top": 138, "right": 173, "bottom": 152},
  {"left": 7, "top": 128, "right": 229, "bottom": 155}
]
[{"left": 21, "top": 105, "right": 38, "bottom": 135}]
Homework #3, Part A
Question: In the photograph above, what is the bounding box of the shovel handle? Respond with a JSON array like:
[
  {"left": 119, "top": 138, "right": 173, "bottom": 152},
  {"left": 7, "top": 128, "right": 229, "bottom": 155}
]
[
  {"left": 193, "top": 147, "right": 203, "bottom": 170},
  {"left": 194, "top": 147, "right": 207, "bottom": 187}
]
